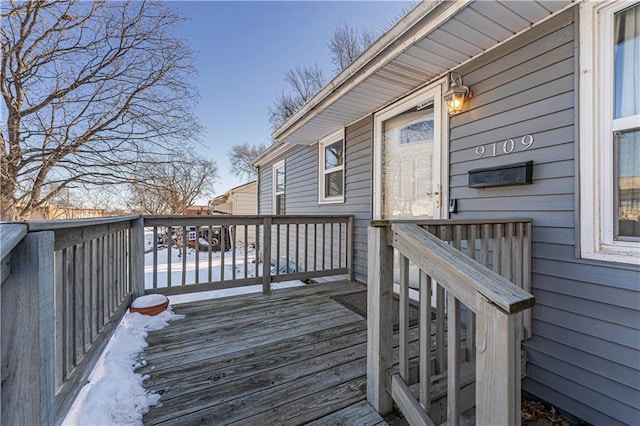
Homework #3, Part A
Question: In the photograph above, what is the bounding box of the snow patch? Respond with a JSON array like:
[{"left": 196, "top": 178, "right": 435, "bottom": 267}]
[{"left": 62, "top": 308, "right": 183, "bottom": 426}]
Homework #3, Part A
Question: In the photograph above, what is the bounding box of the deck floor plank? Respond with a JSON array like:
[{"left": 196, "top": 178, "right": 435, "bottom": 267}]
[
  {"left": 140, "top": 281, "right": 418, "bottom": 425},
  {"left": 305, "top": 400, "right": 387, "bottom": 426}
]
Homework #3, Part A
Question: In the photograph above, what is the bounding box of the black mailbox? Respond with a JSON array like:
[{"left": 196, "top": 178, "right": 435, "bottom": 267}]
[{"left": 468, "top": 161, "right": 533, "bottom": 188}]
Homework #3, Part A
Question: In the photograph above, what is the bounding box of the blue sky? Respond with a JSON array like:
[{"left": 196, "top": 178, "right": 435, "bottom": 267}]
[{"left": 169, "top": 1, "right": 412, "bottom": 198}]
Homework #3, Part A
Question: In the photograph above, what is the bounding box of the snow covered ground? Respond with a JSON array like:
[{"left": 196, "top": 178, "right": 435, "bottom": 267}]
[
  {"left": 144, "top": 244, "right": 259, "bottom": 288},
  {"left": 64, "top": 235, "right": 305, "bottom": 425},
  {"left": 61, "top": 309, "right": 184, "bottom": 426}
]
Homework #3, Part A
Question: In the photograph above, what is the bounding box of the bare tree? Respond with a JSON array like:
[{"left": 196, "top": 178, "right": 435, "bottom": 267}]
[
  {"left": 328, "top": 24, "right": 377, "bottom": 73},
  {"left": 1, "top": 0, "right": 202, "bottom": 220},
  {"left": 227, "top": 142, "right": 270, "bottom": 182},
  {"left": 268, "top": 64, "right": 326, "bottom": 129},
  {"left": 127, "top": 153, "right": 218, "bottom": 215}
]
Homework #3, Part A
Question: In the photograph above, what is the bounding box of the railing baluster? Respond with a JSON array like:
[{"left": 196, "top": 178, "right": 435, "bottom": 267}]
[
  {"left": 447, "top": 293, "right": 461, "bottom": 426},
  {"left": 493, "top": 223, "right": 503, "bottom": 275},
  {"left": 195, "top": 226, "right": 200, "bottom": 285},
  {"left": 90, "top": 240, "right": 98, "bottom": 343},
  {"left": 153, "top": 226, "right": 158, "bottom": 289},
  {"left": 481, "top": 224, "right": 490, "bottom": 268},
  {"left": 399, "top": 254, "right": 410, "bottom": 381},
  {"left": 322, "top": 223, "right": 326, "bottom": 270},
  {"left": 65, "top": 247, "right": 74, "bottom": 378},
  {"left": 313, "top": 223, "right": 318, "bottom": 271},
  {"left": 244, "top": 224, "right": 249, "bottom": 279},
  {"left": 524, "top": 222, "right": 532, "bottom": 339},
  {"left": 83, "top": 242, "right": 91, "bottom": 352},
  {"left": 181, "top": 226, "right": 187, "bottom": 287},
  {"left": 503, "top": 222, "right": 514, "bottom": 282},
  {"left": 262, "top": 218, "right": 272, "bottom": 294},
  {"left": 330, "top": 222, "right": 334, "bottom": 269},
  {"left": 275, "top": 223, "right": 281, "bottom": 275},
  {"left": 347, "top": 217, "right": 354, "bottom": 280},
  {"left": 453, "top": 224, "right": 462, "bottom": 251},
  {"left": 436, "top": 283, "right": 446, "bottom": 373},
  {"left": 55, "top": 250, "right": 64, "bottom": 388},
  {"left": 295, "top": 224, "right": 300, "bottom": 274},
  {"left": 338, "top": 221, "right": 343, "bottom": 269},
  {"left": 304, "top": 223, "right": 309, "bottom": 273},
  {"left": 99, "top": 236, "right": 105, "bottom": 329},
  {"left": 253, "top": 225, "right": 261, "bottom": 277},
  {"left": 167, "top": 227, "right": 172, "bottom": 288},
  {"left": 221, "top": 226, "right": 226, "bottom": 282},
  {"left": 286, "top": 223, "right": 290, "bottom": 273},
  {"left": 419, "top": 270, "right": 432, "bottom": 410},
  {"left": 107, "top": 233, "right": 113, "bottom": 317},
  {"left": 466, "top": 225, "right": 478, "bottom": 361},
  {"left": 232, "top": 225, "right": 237, "bottom": 281},
  {"left": 208, "top": 226, "right": 213, "bottom": 283}
]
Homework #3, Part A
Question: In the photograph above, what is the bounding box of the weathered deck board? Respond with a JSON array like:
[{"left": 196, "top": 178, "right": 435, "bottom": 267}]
[{"left": 140, "top": 281, "right": 397, "bottom": 425}]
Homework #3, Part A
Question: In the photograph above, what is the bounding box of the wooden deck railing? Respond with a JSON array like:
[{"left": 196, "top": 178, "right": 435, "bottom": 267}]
[
  {"left": 367, "top": 220, "right": 534, "bottom": 426},
  {"left": 1, "top": 216, "right": 142, "bottom": 425},
  {"left": 143, "top": 215, "right": 353, "bottom": 296},
  {"left": 1, "top": 214, "right": 352, "bottom": 425}
]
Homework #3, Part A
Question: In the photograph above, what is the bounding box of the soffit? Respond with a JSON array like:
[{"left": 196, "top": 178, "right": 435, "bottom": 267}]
[{"left": 274, "top": 0, "right": 574, "bottom": 146}]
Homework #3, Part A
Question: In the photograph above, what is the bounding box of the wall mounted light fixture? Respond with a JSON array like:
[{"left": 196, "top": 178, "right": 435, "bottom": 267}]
[{"left": 443, "top": 72, "right": 471, "bottom": 115}]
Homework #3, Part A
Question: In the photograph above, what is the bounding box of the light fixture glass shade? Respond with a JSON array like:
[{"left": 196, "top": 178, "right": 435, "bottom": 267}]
[{"left": 444, "top": 73, "right": 469, "bottom": 115}]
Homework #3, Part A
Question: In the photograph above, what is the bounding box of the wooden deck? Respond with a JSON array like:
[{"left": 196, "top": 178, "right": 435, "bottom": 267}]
[{"left": 138, "top": 280, "right": 401, "bottom": 425}]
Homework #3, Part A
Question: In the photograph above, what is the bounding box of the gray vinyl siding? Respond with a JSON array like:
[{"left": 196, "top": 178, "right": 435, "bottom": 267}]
[
  {"left": 450, "top": 10, "right": 639, "bottom": 425},
  {"left": 258, "top": 116, "right": 373, "bottom": 282},
  {"left": 258, "top": 165, "right": 272, "bottom": 215}
]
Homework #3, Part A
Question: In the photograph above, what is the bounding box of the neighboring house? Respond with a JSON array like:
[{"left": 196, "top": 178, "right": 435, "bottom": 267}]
[
  {"left": 209, "top": 181, "right": 258, "bottom": 245},
  {"left": 254, "top": 1, "right": 640, "bottom": 425}
]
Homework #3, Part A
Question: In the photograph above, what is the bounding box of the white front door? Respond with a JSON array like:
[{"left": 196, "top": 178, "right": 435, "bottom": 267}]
[{"left": 373, "top": 83, "right": 447, "bottom": 220}]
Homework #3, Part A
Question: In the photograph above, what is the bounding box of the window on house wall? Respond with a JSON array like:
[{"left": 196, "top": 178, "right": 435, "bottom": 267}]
[
  {"left": 273, "top": 160, "right": 285, "bottom": 215},
  {"left": 580, "top": 1, "right": 640, "bottom": 264},
  {"left": 319, "top": 130, "right": 345, "bottom": 203}
]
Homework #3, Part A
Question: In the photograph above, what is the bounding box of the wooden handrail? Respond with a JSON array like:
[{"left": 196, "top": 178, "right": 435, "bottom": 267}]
[
  {"left": 391, "top": 223, "right": 534, "bottom": 314},
  {"left": 367, "top": 220, "right": 534, "bottom": 426},
  {"left": 26, "top": 215, "right": 140, "bottom": 231},
  {"left": 0, "top": 223, "right": 27, "bottom": 262}
]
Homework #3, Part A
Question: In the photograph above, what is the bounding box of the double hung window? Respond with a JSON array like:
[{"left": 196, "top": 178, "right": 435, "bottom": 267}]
[
  {"left": 273, "top": 160, "right": 285, "bottom": 215},
  {"left": 319, "top": 130, "right": 345, "bottom": 203},
  {"left": 579, "top": 1, "right": 640, "bottom": 264}
]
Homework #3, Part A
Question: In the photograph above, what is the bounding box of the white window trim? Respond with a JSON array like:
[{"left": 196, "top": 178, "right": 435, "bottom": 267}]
[
  {"left": 272, "top": 159, "right": 285, "bottom": 215},
  {"left": 318, "top": 129, "right": 345, "bottom": 204},
  {"left": 579, "top": 1, "right": 640, "bottom": 265},
  {"left": 373, "top": 79, "right": 448, "bottom": 220}
]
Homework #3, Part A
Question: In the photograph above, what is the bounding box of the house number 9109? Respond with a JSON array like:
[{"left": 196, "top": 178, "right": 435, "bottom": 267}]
[{"left": 475, "top": 134, "right": 534, "bottom": 158}]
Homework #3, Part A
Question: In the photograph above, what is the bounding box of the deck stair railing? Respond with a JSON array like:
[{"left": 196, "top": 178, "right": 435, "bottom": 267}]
[
  {"left": 367, "top": 219, "right": 534, "bottom": 425},
  {"left": 1, "top": 214, "right": 352, "bottom": 425}
]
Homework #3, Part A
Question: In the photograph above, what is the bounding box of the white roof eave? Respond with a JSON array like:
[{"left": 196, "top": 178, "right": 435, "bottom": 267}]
[{"left": 271, "top": 0, "right": 576, "bottom": 146}]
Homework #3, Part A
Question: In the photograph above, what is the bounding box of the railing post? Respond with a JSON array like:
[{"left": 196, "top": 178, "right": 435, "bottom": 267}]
[
  {"left": 1, "top": 231, "right": 55, "bottom": 426},
  {"left": 130, "top": 217, "right": 145, "bottom": 298},
  {"left": 366, "top": 222, "right": 394, "bottom": 415},
  {"left": 476, "top": 294, "right": 521, "bottom": 426},
  {"left": 262, "top": 217, "right": 272, "bottom": 294},
  {"left": 346, "top": 216, "right": 354, "bottom": 281}
]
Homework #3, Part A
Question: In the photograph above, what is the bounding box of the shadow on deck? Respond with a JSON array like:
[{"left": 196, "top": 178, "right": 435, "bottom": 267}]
[{"left": 138, "top": 280, "right": 400, "bottom": 425}]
